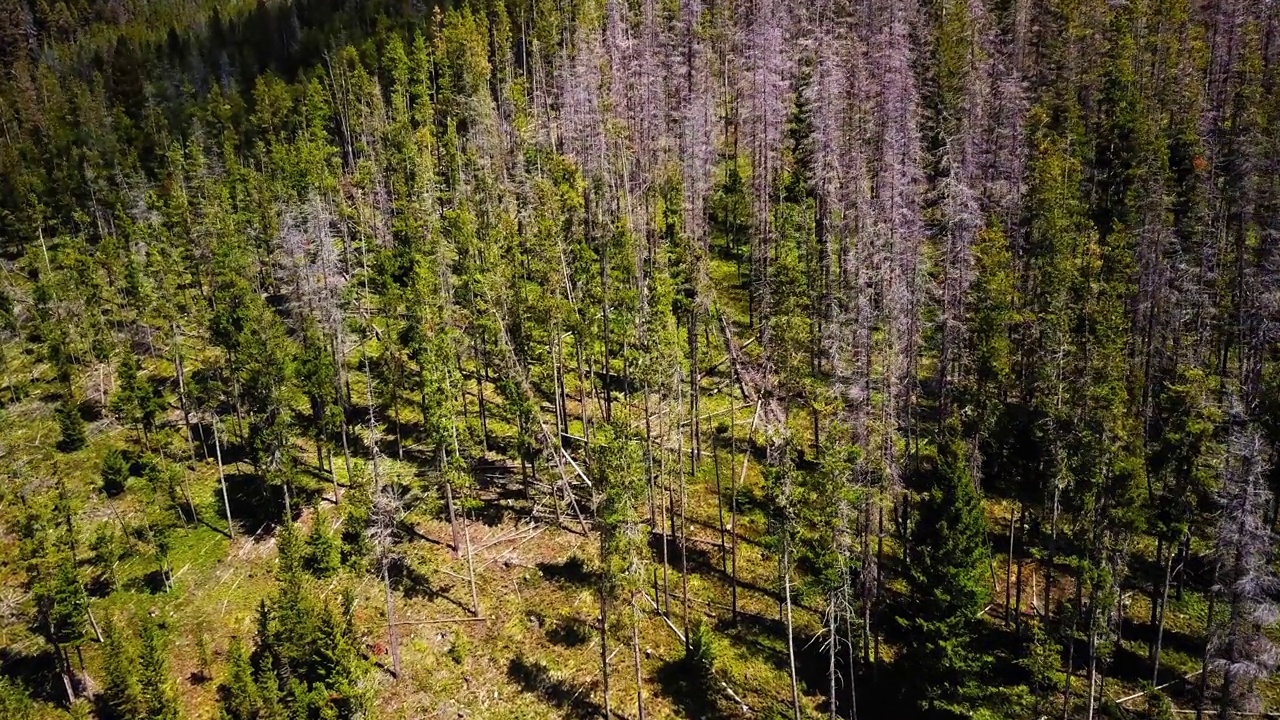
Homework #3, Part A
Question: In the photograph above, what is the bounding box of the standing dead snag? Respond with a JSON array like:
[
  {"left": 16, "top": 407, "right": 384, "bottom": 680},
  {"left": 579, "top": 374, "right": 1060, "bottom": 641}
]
[
  {"left": 1203, "top": 419, "right": 1277, "bottom": 718},
  {"left": 361, "top": 282, "right": 403, "bottom": 679},
  {"left": 369, "top": 482, "right": 404, "bottom": 680},
  {"left": 463, "top": 505, "right": 480, "bottom": 618},
  {"left": 211, "top": 412, "right": 234, "bottom": 540}
]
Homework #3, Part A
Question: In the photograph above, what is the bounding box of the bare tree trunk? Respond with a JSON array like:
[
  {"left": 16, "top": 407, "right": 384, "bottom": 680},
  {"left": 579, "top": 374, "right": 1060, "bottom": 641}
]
[
  {"left": 659, "top": 448, "right": 671, "bottom": 615},
  {"left": 828, "top": 599, "right": 838, "bottom": 720},
  {"left": 689, "top": 312, "right": 700, "bottom": 461},
  {"left": 474, "top": 337, "right": 490, "bottom": 453},
  {"left": 1152, "top": 533, "right": 1177, "bottom": 684},
  {"left": 784, "top": 543, "right": 801, "bottom": 720},
  {"left": 1176, "top": 532, "right": 1190, "bottom": 601},
  {"left": 383, "top": 556, "right": 401, "bottom": 678},
  {"left": 232, "top": 375, "right": 246, "bottom": 444},
  {"left": 712, "top": 405, "right": 728, "bottom": 572},
  {"left": 576, "top": 342, "right": 589, "bottom": 438},
  {"left": 52, "top": 637, "right": 75, "bottom": 705},
  {"left": 855, "top": 490, "right": 868, "bottom": 666},
  {"left": 728, "top": 398, "right": 739, "bottom": 622},
  {"left": 1046, "top": 497, "right": 1058, "bottom": 624},
  {"left": 1014, "top": 517, "right": 1025, "bottom": 635},
  {"left": 464, "top": 509, "right": 480, "bottom": 617},
  {"left": 1062, "top": 582, "right": 1081, "bottom": 720},
  {"left": 444, "top": 470, "right": 462, "bottom": 559},
  {"left": 731, "top": 401, "right": 761, "bottom": 626},
  {"left": 600, "top": 581, "right": 612, "bottom": 719},
  {"left": 1087, "top": 601, "right": 1098, "bottom": 720},
  {"left": 213, "top": 414, "right": 234, "bottom": 539},
  {"left": 85, "top": 604, "right": 103, "bottom": 643},
  {"left": 555, "top": 334, "right": 569, "bottom": 437},
  {"left": 875, "top": 504, "right": 885, "bottom": 667},
  {"left": 846, "top": 604, "right": 859, "bottom": 720},
  {"left": 329, "top": 448, "right": 339, "bottom": 505},
  {"left": 1196, "top": 584, "right": 1217, "bottom": 720},
  {"left": 393, "top": 361, "right": 404, "bottom": 461},
  {"left": 644, "top": 384, "right": 656, "bottom": 526},
  {"left": 173, "top": 325, "right": 195, "bottom": 462},
  {"left": 339, "top": 414, "right": 353, "bottom": 501},
  {"left": 1218, "top": 593, "right": 1242, "bottom": 720},
  {"left": 599, "top": 207, "right": 612, "bottom": 423},
  {"left": 1151, "top": 535, "right": 1165, "bottom": 634},
  {"left": 552, "top": 463, "right": 564, "bottom": 527},
  {"left": 180, "top": 468, "right": 198, "bottom": 526},
  {"left": 632, "top": 594, "right": 645, "bottom": 720},
  {"left": 677, "top": 373, "right": 691, "bottom": 648},
  {"left": 1006, "top": 503, "right": 1016, "bottom": 625}
]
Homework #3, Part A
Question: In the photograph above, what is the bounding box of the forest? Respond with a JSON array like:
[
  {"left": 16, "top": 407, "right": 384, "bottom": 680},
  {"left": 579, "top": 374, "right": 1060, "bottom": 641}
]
[{"left": 0, "top": 0, "right": 1277, "bottom": 718}]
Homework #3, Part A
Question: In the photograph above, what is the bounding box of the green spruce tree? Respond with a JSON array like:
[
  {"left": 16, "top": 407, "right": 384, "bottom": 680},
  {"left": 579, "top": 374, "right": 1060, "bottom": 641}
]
[
  {"left": 55, "top": 398, "right": 86, "bottom": 452},
  {"left": 305, "top": 520, "right": 341, "bottom": 579},
  {"left": 101, "top": 616, "right": 145, "bottom": 720},
  {"left": 138, "top": 616, "right": 180, "bottom": 720},
  {"left": 0, "top": 677, "right": 35, "bottom": 720},
  {"left": 898, "top": 431, "right": 990, "bottom": 717},
  {"left": 100, "top": 448, "right": 130, "bottom": 497},
  {"left": 218, "top": 637, "right": 259, "bottom": 720}
]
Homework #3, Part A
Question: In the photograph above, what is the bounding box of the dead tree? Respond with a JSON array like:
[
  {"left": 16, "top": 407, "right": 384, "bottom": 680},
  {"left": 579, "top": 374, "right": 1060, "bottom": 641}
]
[{"left": 1201, "top": 418, "right": 1278, "bottom": 719}]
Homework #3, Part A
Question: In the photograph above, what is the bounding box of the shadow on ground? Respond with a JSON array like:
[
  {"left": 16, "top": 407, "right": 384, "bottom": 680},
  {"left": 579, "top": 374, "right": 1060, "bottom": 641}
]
[{"left": 506, "top": 654, "right": 608, "bottom": 720}]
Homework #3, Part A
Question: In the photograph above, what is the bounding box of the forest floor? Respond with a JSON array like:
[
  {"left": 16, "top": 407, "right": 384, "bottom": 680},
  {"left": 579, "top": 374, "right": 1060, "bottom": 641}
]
[
  {"left": 1, "top": 254, "right": 1275, "bottom": 719},
  {"left": 0, "top": 345, "right": 825, "bottom": 719}
]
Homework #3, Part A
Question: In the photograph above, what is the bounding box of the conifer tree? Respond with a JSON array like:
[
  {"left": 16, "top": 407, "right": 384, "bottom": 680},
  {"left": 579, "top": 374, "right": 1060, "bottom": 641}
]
[
  {"left": 218, "top": 637, "right": 259, "bottom": 720},
  {"left": 276, "top": 518, "right": 305, "bottom": 580},
  {"left": 898, "top": 430, "right": 989, "bottom": 717},
  {"left": 16, "top": 494, "right": 83, "bottom": 702},
  {"left": 964, "top": 219, "right": 1017, "bottom": 454},
  {"left": 297, "top": 321, "right": 341, "bottom": 490},
  {"left": 1, "top": 3, "right": 1280, "bottom": 717},
  {"left": 339, "top": 466, "right": 373, "bottom": 566},
  {"left": 102, "top": 616, "right": 145, "bottom": 720},
  {"left": 305, "top": 519, "right": 341, "bottom": 579},
  {"left": 0, "top": 677, "right": 35, "bottom": 720},
  {"left": 111, "top": 353, "right": 167, "bottom": 447},
  {"left": 100, "top": 448, "right": 130, "bottom": 497},
  {"left": 33, "top": 552, "right": 88, "bottom": 698},
  {"left": 762, "top": 433, "right": 803, "bottom": 720},
  {"left": 798, "top": 424, "right": 861, "bottom": 719},
  {"left": 592, "top": 417, "right": 648, "bottom": 719},
  {"left": 1148, "top": 367, "right": 1221, "bottom": 678},
  {"left": 55, "top": 398, "right": 87, "bottom": 453},
  {"left": 89, "top": 522, "right": 124, "bottom": 592},
  {"left": 256, "top": 653, "right": 286, "bottom": 720}
]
